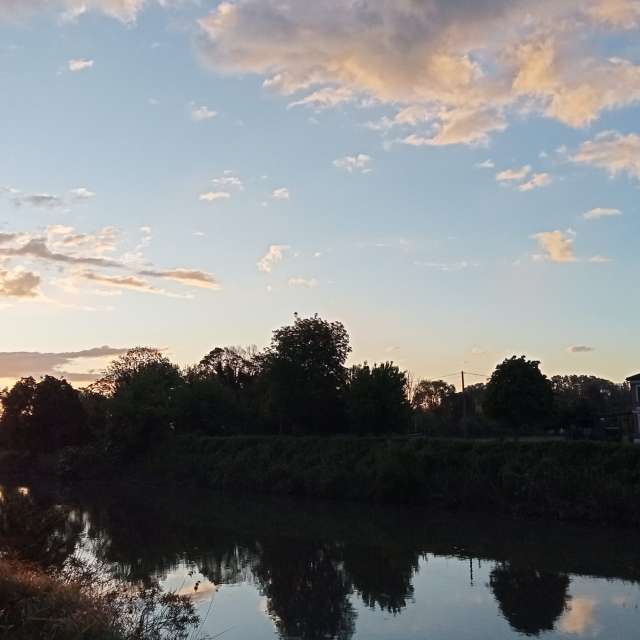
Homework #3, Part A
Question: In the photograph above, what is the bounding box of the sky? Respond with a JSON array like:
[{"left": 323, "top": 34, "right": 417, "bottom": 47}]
[{"left": 1, "top": 0, "right": 639, "bottom": 387}]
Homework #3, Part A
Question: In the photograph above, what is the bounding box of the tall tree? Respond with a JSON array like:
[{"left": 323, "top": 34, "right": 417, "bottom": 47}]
[
  {"left": 95, "top": 348, "right": 183, "bottom": 452},
  {"left": 30, "top": 376, "right": 87, "bottom": 451},
  {"left": 484, "top": 356, "right": 553, "bottom": 432},
  {"left": 0, "top": 377, "right": 37, "bottom": 449},
  {"left": 260, "top": 314, "right": 351, "bottom": 434},
  {"left": 346, "top": 362, "right": 411, "bottom": 435}
]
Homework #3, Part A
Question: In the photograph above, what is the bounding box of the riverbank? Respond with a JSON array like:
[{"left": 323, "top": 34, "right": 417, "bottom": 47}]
[
  {"left": 4, "top": 435, "right": 640, "bottom": 527},
  {"left": 143, "top": 435, "right": 640, "bottom": 525}
]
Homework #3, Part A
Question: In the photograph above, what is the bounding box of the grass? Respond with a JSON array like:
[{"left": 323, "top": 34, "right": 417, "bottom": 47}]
[{"left": 0, "top": 557, "right": 121, "bottom": 640}]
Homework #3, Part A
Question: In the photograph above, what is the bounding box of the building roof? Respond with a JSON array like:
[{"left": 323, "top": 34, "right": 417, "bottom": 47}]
[{"left": 627, "top": 373, "right": 640, "bottom": 382}]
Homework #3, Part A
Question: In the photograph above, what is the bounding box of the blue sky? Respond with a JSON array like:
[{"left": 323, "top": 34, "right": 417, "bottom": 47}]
[{"left": 1, "top": 0, "right": 639, "bottom": 385}]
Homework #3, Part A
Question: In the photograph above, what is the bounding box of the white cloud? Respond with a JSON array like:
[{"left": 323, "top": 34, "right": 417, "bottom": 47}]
[
  {"left": 496, "top": 165, "right": 531, "bottom": 182},
  {"left": 518, "top": 172, "right": 552, "bottom": 191},
  {"left": 272, "top": 187, "right": 290, "bottom": 200},
  {"left": 532, "top": 230, "right": 577, "bottom": 263},
  {"left": 589, "top": 254, "right": 612, "bottom": 263},
  {"left": 196, "top": 1, "right": 640, "bottom": 146},
  {"left": 583, "top": 207, "right": 622, "bottom": 220},
  {"left": 288, "top": 277, "right": 318, "bottom": 288},
  {"left": 257, "top": 244, "right": 289, "bottom": 273},
  {"left": 191, "top": 104, "right": 217, "bottom": 121},
  {"left": 199, "top": 191, "right": 230, "bottom": 202},
  {"left": 68, "top": 187, "right": 96, "bottom": 200},
  {"left": 212, "top": 170, "right": 243, "bottom": 190},
  {"left": 572, "top": 131, "right": 640, "bottom": 180},
  {"left": 475, "top": 159, "right": 495, "bottom": 169},
  {"left": 334, "top": 154, "right": 372, "bottom": 173},
  {"left": 68, "top": 58, "right": 94, "bottom": 72}
]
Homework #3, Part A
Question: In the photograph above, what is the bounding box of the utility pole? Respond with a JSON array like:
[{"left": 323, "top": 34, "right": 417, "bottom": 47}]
[{"left": 461, "top": 370, "right": 467, "bottom": 436}]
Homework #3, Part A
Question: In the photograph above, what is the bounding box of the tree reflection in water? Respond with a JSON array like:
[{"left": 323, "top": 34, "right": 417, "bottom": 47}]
[{"left": 490, "top": 563, "right": 571, "bottom": 636}]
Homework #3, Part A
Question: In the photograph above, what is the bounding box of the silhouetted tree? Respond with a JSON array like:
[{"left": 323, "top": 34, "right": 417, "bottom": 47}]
[
  {"left": 174, "top": 346, "right": 264, "bottom": 435},
  {"left": 197, "top": 346, "right": 258, "bottom": 389},
  {"left": 551, "top": 375, "right": 629, "bottom": 428},
  {"left": 490, "top": 563, "right": 570, "bottom": 636},
  {"left": 484, "top": 356, "right": 553, "bottom": 432},
  {"left": 30, "top": 376, "right": 87, "bottom": 452},
  {"left": 0, "top": 377, "right": 36, "bottom": 449},
  {"left": 412, "top": 379, "right": 456, "bottom": 412},
  {"left": 95, "top": 347, "right": 183, "bottom": 452},
  {"left": 346, "top": 362, "right": 411, "bottom": 435},
  {"left": 0, "top": 376, "right": 86, "bottom": 451},
  {"left": 260, "top": 314, "right": 351, "bottom": 434}
]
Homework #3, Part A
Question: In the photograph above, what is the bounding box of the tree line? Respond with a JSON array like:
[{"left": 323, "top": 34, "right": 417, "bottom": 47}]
[{"left": 0, "top": 314, "right": 631, "bottom": 455}]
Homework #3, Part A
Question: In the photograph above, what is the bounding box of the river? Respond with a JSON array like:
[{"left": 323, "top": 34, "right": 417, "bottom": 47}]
[{"left": 4, "top": 482, "right": 640, "bottom": 639}]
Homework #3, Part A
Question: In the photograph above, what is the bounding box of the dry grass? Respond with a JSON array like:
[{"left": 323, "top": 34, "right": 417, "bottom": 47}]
[{"left": 0, "top": 556, "right": 120, "bottom": 639}]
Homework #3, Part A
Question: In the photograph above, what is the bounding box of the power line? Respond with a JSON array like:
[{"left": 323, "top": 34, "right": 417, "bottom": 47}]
[{"left": 429, "top": 372, "right": 460, "bottom": 381}]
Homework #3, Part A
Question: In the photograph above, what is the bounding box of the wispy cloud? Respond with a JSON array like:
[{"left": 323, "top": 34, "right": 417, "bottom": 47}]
[
  {"left": 68, "top": 58, "right": 94, "bottom": 72},
  {"left": 415, "top": 260, "right": 473, "bottom": 272},
  {"left": 0, "top": 345, "right": 130, "bottom": 381},
  {"left": 199, "top": 191, "right": 230, "bottom": 202},
  {"left": 518, "top": 172, "right": 552, "bottom": 191},
  {"left": 0, "top": 267, "right": 40, "bottom": 298},
  {"left": 190, "top": 104, "right": 217, "bottom": 121},
  {"left": 288, "top": 277, "right": 318, "bottom": 288},
  {"left": 0, "top": 226, "right": 221, "bottom": 299},
  {"left": 583, "top": 207, "right": 622, "bottom": 220},
  {"left": 272, "top": 187, "right": 290, "bottom": 200},
  {"left": 532, "top": 230, "right": 577, "bottom": 263},
  {"left": 138, "top": 268, "right": 220, "bottom": 290},
  {"left": 334, "top": 154, "right": 372, "bottom": 173},
  {"left": 567, "top": 345, "right": 595, "bottom": 353},
  {"left": 257, "top": 244, "right": 289, "bottom": 273},
  {"left": 5, "top": 186, "right": 96, "bottom": 210},
  {"left": 212, "top": 170, "right": 243, "bottom": 190},
  {"left": 80, "top": 271, "right": 185, "bottom": 298},
  {"left": 496, "top": 165, "right": 531, "bottom": 182},
  {"left": 572, "top": 131, "right": 640, "bottom": 180}
]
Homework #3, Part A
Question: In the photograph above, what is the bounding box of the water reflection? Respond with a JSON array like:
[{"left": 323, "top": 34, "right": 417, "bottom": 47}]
[
  {"left": 3, "top": 482, "right": 640, "bottom": 639},
  {"left": 490, "top": 564, "right": 570, "bottom": 636}
]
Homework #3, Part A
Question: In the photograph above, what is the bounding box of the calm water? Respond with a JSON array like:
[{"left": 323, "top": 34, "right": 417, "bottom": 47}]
[{"left": 6, "top": 483, "right": 640, "bottom": 639}]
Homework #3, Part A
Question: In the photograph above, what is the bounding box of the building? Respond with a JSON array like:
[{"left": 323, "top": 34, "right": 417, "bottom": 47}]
[{"left": 626, "top": 373, "right": 640, "bottom": 442}]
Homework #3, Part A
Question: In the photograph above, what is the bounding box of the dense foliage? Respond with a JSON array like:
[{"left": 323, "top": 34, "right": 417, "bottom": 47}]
[
  {"left": 139, "top": 435, "right": 640, "bottom": 526},
  {"left": 0, "top": 316, "right": 633, "bottom": 456}
]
